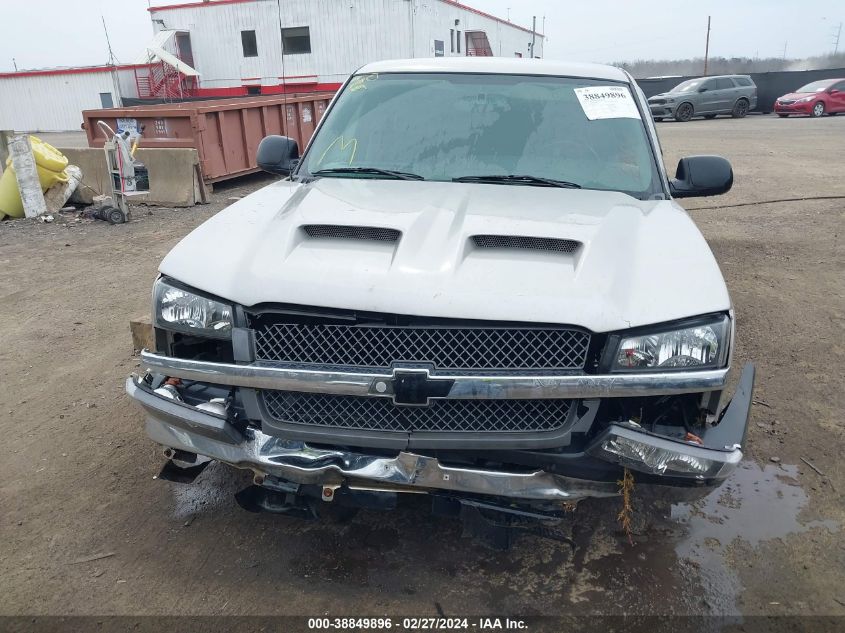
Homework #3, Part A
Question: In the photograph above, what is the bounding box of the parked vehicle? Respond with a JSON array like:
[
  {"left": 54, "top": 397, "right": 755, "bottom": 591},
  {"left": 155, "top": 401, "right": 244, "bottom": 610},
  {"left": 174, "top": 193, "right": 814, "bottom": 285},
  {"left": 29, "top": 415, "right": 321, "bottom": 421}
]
[
  {"left": 774, "top": 78, "right": 845, "bottom": 117},
  {"left": 648, "top": 75, "right": 757, "bottom": 122},
  {"left": 127, "top": 58, "right": 754, "bottom": 536}
]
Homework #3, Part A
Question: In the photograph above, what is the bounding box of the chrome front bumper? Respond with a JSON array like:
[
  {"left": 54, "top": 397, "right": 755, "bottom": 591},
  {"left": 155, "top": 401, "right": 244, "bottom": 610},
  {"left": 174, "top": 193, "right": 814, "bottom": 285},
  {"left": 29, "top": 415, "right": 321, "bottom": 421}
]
[
  {"left": 127, "top": 377, "right": 619, "bottom": 501},
  {"left": 126, "top": 360, "right": 754, "bottom": 500},
  {"left": 138, "top": 350, "right": 729, "bottom": 400}
]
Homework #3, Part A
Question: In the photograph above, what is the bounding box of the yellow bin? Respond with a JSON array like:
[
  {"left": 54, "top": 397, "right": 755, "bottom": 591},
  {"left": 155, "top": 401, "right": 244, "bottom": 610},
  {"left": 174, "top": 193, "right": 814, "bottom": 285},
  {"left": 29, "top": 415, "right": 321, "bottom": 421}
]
[{"left": 0, "top": 136, "right": 69, "bottom": 218}]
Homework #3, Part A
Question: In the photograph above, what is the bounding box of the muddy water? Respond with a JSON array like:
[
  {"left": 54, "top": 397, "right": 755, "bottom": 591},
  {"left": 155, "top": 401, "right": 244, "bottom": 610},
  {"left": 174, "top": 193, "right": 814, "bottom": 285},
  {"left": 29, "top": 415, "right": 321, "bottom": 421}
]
[
  {"left": 160, "top": 459, "right": 838, "bottom": 617},
  {"left": 670, "top": 461, "right": 839, "bottom": 614}
]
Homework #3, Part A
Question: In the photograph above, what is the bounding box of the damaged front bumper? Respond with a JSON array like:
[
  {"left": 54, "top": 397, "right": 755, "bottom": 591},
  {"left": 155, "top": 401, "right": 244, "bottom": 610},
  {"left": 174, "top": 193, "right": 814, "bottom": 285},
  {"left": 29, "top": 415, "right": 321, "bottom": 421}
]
[{"left": 125, "top": 361, "right": 754, "bottom": 504}]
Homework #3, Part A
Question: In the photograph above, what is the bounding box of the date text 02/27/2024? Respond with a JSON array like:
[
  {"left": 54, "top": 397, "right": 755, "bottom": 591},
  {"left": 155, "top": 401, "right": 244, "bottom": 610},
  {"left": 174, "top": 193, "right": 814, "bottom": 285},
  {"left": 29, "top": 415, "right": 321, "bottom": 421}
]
[{"left": 307, "top": 617, "right": 529, "bottom": 630}]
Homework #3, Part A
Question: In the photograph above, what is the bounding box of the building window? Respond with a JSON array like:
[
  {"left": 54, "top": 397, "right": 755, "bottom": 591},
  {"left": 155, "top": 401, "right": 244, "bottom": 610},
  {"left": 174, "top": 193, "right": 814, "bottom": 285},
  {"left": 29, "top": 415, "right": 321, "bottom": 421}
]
[
  {"left": 434, "top": 40, "right": 445, "bottom": 57},
  {"left": 241, "top": 30, "right": 258, "bottom": 57},
  {"left": 282, "top": 26, "right": 311, "bottom": 54},
  {"left": 456, "top": 30, "right": 461, "bottom": 54},
  {"left": 450, "top": 29, "right": 455, "bottom": 53}
]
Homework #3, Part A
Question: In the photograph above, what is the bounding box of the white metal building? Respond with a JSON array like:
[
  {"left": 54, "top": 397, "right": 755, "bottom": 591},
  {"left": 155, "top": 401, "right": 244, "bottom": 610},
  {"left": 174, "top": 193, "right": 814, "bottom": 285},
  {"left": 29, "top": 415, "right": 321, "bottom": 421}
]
[
  {"left": 0, "top": 65, "right": 140, "bottom": 132},
  {"left": 0, "top": 0, "right": 543, "bottom": 131},
  {"left": 148, "top": 0, "right": 545, "bottom": 96}
]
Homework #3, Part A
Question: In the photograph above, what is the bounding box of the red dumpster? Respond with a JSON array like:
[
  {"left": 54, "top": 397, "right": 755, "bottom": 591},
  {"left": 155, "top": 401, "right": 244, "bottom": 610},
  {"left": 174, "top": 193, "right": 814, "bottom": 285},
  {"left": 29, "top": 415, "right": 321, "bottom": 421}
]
[{"left": 82, "top": 92, "right": 336, "bottom": 183}]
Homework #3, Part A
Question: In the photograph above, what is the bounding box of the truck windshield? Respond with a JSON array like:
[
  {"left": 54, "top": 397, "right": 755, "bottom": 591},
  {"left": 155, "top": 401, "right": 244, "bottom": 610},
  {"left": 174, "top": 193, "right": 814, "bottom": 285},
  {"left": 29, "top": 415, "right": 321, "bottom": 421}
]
[{"left": 298, "top": 73, "right": 662, "bottom": 200}]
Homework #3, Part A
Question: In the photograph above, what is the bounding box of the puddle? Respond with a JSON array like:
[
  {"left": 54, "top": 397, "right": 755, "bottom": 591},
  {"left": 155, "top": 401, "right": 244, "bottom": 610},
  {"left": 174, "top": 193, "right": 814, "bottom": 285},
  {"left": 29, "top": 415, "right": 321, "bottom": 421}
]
[{"left": 671, "top": 461, "right": 838, "bottom": 614}]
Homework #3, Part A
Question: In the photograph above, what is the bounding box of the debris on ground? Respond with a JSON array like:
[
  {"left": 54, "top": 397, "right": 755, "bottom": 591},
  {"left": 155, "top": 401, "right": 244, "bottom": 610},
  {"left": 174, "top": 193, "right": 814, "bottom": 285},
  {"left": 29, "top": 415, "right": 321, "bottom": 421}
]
[{"left": 70, "top": 552, "right": 115, "bottom": 565}]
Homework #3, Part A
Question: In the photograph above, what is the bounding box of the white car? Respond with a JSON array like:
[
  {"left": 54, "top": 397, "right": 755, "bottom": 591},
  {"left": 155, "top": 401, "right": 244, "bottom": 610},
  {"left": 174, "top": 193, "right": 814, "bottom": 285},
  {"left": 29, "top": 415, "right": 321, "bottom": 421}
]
[{"left": 128, "top": 58, "right": 754, "bottom": 533}]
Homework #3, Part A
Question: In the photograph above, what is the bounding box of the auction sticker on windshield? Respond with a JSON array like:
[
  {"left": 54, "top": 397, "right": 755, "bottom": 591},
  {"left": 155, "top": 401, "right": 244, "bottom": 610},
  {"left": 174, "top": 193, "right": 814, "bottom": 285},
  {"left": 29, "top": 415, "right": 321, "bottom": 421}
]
[{"left": 574, "top": 86, "right": 641, "bottom": 120}]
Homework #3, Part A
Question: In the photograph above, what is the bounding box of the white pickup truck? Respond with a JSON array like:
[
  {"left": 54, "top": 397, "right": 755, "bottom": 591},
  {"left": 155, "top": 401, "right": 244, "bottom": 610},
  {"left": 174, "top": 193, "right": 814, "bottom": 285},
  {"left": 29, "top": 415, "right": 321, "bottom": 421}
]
[{"left": 128, "top": 58, "right": 754, "bottom": 529}]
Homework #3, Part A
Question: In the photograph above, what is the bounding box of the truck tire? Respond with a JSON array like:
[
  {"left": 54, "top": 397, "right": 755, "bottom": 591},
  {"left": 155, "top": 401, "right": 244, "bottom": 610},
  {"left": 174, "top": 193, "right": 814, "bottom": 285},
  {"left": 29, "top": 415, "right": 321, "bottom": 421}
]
[
  {"left": 731, "top": 99, "right": 749, "bottom": 118},
  {"left": 675, "top": 102, "right": 694, "bottom": 122}
]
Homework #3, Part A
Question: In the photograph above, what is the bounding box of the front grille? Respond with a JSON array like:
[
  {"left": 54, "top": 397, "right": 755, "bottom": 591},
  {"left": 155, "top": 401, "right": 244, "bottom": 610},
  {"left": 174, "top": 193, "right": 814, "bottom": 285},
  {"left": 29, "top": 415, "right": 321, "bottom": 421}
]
[
  {"left": 263, "top": 390, "right": 573, "bottom": 433},
  {"left": 303, "top": 224, "right": 401, "bottom": 242},
  {"left": 649, "top": 99, "right": 667, "bottom": 105},
  {"left": 778, "top": 100, "right": 795, "bottom": 105},
  {"left": 472, "top": 235, "right": 580, "bottom": 253},
  {"left": 254, "top": 324, "right": 591, "bottom": 371}
]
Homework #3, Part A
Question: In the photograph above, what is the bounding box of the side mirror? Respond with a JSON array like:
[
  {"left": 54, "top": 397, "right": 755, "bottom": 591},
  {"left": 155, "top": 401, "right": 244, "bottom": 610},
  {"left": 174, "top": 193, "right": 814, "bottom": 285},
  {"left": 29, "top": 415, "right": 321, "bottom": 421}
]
[
  {"left": 698, "top": 87, "right": 708, "bottom": 93},
  {"left": 257, "top": 135, "right": 299, "bottom": 176},
  {"left": 670, "top": 156, "right": 733, "bottom": 198}
]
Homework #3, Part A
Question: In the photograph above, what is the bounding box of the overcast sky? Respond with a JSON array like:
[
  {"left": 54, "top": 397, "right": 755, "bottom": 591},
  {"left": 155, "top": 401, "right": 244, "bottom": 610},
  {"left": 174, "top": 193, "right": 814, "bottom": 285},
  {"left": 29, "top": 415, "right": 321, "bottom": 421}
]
[{"left": 0, "top": 0, "right": 842, "bottom": 72}]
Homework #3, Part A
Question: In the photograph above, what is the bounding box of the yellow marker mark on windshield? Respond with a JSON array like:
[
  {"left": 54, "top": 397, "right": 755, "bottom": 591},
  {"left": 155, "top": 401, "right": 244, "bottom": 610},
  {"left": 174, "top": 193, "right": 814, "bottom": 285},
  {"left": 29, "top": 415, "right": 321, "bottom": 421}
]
[
  {"left": 348, "top": 73, "right": 378, "bottom": 92},
  {"left": 317, "top": 136, "right": 359, "bottom": 166}
]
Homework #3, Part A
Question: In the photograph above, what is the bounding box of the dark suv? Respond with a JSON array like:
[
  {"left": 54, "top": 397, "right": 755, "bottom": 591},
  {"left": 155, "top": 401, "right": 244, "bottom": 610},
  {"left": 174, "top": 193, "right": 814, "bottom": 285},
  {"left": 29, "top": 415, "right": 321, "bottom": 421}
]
[{"left": 648, "top": 75, "right": 757, "bottom": 122}]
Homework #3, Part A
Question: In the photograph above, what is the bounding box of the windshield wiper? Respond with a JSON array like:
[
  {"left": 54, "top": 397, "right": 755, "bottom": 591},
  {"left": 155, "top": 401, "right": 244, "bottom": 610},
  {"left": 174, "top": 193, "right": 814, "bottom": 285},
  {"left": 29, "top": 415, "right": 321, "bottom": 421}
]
[
  {"left": 311, "top": 167, "right": 424, "bottom": 181},
  {"left": 452, "top": 174, "right": 581, "bottom": 189}
]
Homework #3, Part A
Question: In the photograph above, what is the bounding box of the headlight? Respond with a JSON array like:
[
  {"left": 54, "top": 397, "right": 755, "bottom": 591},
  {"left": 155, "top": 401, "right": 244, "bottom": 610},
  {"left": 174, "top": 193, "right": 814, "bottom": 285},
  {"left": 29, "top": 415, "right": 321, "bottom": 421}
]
[
  {"left": 611, "top": 315, "right": 730, "bottom": 372},
  {"left": 153, "top": 278, "right": 233, "bottom": 339},
  {"left": 664, "top": 97, "right": 675, "bottom": 103},
  {"left": 587, "top": 425, "right": 741, "bottom": 480},
  {"left": 796, "top": 96, "right": 814, "bottom": 103}
]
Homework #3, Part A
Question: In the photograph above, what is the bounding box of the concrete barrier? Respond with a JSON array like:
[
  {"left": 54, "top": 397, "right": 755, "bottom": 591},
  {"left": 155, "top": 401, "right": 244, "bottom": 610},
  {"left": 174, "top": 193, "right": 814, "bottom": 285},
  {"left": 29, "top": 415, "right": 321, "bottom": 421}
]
[{"left": 57, "top": 147, "right": 208, "bottom": 207}]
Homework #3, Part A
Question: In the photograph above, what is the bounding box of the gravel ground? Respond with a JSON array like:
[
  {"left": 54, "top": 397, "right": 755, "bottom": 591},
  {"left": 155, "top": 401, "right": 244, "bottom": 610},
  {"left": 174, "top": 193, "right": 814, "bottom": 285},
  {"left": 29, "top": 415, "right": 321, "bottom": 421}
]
[{"left": 1, "top": 115, "right": 843, "bottom": 626}]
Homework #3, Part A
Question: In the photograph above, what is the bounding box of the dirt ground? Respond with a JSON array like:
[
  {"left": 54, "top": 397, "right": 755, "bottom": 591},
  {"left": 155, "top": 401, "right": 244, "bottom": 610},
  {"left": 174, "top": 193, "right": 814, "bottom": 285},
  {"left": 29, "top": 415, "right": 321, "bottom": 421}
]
[{"left": 1, "top": 115, "right": 844, "bottom": 626}]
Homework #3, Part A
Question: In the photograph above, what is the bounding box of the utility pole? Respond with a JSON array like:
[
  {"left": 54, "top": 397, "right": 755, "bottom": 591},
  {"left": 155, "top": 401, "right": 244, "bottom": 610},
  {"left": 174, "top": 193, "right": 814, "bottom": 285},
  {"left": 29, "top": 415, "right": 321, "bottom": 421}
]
[
  {"left": 542, "top": 15, "right": 546, "bottom": 57},
  {"left": 12, "top": 57, "right": 17, "bottom": 71},
  {"left": 834, "top": 22, "right": 842, "bottom": 55},
  {"left": 782, "top": 41, "right": 788, "bottom": 61},
  {"left": 703, "top": 16, "right": 711, "bottom": 76},
  {"left": 531, "top": 16, "right": 536, "bottom": 58}
]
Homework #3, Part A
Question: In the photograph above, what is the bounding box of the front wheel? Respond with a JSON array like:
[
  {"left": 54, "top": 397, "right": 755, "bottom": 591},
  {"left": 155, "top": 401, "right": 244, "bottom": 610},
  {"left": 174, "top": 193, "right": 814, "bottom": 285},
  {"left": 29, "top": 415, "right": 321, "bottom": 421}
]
[
  {"left": 675, "top": 103, "right": 694, "bottom": 122},
  {"left": 811, "top": 102, "right": 825, "bottom": 117},
  {"left": 731, "top": 99, "right": 749, "bottom": 118}
]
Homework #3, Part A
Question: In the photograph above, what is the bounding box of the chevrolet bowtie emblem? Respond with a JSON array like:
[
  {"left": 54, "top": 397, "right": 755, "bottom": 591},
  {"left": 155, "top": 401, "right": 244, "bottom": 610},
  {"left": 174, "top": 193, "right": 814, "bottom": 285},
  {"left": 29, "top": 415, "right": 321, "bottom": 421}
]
[{"left": 376, "top": 370, "right": 455, "bottom": 406}]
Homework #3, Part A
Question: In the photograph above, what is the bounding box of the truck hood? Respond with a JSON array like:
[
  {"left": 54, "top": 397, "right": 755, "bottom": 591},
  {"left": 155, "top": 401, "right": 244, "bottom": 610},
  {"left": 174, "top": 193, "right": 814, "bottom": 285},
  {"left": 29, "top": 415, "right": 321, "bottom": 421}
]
[{"left": 159, "top": 179, "right": 730, "bottom": 332}]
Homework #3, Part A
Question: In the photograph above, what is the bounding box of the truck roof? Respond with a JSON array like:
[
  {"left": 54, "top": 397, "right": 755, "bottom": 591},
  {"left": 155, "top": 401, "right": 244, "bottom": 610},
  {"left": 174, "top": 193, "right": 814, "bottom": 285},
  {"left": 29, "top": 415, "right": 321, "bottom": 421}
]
[{"left": 357, "top": 57, "right": 630, "bottom": 83}]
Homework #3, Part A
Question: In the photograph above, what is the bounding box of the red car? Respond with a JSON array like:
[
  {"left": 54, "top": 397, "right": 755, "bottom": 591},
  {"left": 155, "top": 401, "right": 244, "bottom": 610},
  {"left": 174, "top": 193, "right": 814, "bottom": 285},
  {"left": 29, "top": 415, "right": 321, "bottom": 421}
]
[{"left": 775, "top": 78, "right": 845, "bottom": 117}]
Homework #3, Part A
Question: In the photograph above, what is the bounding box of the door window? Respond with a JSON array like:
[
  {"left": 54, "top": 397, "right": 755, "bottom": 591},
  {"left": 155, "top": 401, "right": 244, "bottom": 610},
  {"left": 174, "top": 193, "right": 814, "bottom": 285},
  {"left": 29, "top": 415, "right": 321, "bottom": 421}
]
[{"left": 710, "top": 78, "right": 734, "bottom": 90}]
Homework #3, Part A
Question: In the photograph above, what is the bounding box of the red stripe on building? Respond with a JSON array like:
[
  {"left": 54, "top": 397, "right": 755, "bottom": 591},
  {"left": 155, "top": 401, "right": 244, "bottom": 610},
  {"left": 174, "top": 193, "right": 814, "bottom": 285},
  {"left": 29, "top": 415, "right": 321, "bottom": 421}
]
[
  {"left": 0, "top": 64, "right": 153, "bottom": 80},
  {"left": 148, "top": 0, "right": 254, "bottom": 11},
  {"left": 192, "top": 82, "right": 342, "bottom": 98}
]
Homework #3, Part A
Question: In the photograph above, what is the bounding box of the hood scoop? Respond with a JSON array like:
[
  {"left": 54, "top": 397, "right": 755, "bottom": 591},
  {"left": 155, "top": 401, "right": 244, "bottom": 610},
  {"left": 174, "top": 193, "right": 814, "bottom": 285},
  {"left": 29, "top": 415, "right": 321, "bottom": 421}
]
[
  {"left": 303, "top": 224, "right": 401, "bottom": 243},
  {"left": 471, "top": 234, "right": 580, "bottom": 254}
]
